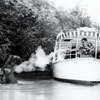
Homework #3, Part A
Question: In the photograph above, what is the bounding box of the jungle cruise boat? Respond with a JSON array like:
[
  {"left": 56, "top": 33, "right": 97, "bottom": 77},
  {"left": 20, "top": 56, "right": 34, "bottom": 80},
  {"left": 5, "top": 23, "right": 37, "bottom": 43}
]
[{"left": 52, "top": 27, "right": 100, "bottom": 85}]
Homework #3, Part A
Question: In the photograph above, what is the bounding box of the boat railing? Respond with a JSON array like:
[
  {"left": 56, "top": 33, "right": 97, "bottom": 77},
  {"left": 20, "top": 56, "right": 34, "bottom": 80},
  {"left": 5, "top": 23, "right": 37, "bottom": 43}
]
[{"left": 53, "top": 27, "right": 100, "bottom": 63}]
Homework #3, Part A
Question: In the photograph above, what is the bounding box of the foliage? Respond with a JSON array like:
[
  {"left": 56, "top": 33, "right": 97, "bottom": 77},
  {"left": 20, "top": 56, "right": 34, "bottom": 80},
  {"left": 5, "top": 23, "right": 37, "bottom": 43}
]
[
  {"left": 0, "top": 0, "right": 34, "bottom": 60},
  {"left": 0, "top": 0, "right": 93, "bottom": 67},
  {"left": 55, "top": 7, "right": 91, "bottom": 31},
  {"left": 0, "top": 0, "right": 57, "bottom": 63},
  {"left": 19, "top": 0, "right": 58, "bottom": 56}
]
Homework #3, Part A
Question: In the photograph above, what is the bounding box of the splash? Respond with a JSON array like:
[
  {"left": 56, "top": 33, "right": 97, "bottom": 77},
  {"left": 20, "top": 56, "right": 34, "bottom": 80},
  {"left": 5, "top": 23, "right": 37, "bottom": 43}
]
[
  {"left": 35, "top": 46, "right": 53, "bottom": 71},
  {"left": 14, "top": 46, "right": 53, "bottom": 73}
]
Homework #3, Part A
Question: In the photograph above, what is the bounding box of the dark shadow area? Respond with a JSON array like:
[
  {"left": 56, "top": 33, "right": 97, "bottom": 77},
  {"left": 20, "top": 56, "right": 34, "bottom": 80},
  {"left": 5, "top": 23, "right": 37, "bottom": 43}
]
[{"left": 15, "top": 71, "right": 53, "bottom": 81}]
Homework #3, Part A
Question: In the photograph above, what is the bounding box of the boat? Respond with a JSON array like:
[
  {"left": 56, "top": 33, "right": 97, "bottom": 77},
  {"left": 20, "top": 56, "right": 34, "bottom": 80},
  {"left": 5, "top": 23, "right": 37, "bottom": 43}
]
[{"left": 52, "top": 27, "right": 100, "bottom": 85}]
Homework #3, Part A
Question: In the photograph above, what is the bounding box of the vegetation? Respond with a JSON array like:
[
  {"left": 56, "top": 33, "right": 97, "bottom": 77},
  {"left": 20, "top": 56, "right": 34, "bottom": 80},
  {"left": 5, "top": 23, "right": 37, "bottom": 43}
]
[
  {"left": 55, "top": 7, "right": 91, "bottom": 31},
  {"left": 0, "top": 0, "right": 57, "bottom": 63},
  {"left": 0, "top": 0, "right": 93, "bottom": 67}
]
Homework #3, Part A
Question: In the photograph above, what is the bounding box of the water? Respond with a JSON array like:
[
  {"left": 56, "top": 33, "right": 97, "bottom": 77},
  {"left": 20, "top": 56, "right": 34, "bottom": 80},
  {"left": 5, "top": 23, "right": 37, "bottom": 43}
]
[{"left": 0, "top": 80, "right": 100, "bottom": 100}]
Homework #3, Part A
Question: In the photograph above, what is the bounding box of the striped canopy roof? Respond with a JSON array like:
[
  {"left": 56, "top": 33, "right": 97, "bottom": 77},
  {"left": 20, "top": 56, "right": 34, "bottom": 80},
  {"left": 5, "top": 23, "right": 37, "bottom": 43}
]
[{"left": 57, "top": 27, "right": 100, "bottom": 40}]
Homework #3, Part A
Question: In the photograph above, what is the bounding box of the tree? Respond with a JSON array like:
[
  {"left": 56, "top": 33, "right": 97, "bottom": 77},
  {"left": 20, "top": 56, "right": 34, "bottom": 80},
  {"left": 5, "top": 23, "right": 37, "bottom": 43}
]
[
  {"left": 55, "top": 7, "right": 91, "bottom": 31},
  {"left": 0, "top": 0, "right": 39, "bottom": 61},
  {"left": 0, "top": 0, "right": 58, "bottom": 62}
]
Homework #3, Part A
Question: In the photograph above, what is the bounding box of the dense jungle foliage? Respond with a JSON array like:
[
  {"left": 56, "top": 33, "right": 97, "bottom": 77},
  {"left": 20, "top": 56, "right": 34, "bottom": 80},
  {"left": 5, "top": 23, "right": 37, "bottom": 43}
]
[{"left": 0, "top": 0, "right": 92, "bottom": 67}]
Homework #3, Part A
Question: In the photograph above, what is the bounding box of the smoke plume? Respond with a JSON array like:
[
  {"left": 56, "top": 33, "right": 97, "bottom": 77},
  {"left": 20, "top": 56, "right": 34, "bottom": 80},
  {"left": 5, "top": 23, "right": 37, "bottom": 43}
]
[{"left": 14, "top": 46, "right": 53, "bottom": 73}]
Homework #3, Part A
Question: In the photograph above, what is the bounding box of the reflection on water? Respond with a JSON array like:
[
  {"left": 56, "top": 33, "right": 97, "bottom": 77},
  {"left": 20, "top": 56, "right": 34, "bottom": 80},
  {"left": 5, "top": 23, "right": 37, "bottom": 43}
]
[
  {"left": 52, "top": 81, "right": 100, "bottom": 100},
  {"left": 0, "top": 80, "right": 100, "bottom": 100}
]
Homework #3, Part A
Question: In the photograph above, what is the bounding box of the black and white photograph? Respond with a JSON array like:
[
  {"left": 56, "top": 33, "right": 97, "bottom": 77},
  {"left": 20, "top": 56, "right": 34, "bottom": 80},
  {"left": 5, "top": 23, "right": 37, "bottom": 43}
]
[{"left": 0, "top": 0, "right": 100, "bottom": 100}]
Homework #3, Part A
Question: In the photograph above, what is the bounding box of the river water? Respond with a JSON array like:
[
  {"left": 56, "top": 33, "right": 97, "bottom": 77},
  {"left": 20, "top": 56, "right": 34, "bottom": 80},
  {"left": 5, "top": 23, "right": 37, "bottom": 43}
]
[{"left": 0, "top": 80, "right": 100, "bottom": 100}]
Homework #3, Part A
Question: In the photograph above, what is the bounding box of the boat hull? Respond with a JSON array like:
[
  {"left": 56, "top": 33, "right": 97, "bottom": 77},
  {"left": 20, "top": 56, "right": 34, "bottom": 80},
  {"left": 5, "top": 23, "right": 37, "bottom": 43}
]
[{"left": 52, "top": 58, "right": 100, "bottom": 85}]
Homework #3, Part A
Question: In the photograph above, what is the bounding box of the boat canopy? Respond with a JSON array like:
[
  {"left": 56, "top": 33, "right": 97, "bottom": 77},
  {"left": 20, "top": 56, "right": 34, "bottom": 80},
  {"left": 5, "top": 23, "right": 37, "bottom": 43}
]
[{"left": 53, "top": 27, "right": 100, "bottom": 63}]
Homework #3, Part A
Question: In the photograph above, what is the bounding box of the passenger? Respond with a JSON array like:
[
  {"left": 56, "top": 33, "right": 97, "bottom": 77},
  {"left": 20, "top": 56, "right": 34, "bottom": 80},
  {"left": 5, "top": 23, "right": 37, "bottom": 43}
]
[
  {"left": 97, "top": 51, "right": 100, "bottom": 59},
  {"left": 78, "top": 38, "right": 95, "bottom": 57}
]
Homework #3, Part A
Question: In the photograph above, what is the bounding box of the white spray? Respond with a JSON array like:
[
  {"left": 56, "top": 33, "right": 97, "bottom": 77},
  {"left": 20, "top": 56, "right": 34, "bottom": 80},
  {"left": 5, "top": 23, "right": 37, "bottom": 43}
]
[{"left": 14, "top": 46, "right": 53, "bottom": 73}]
